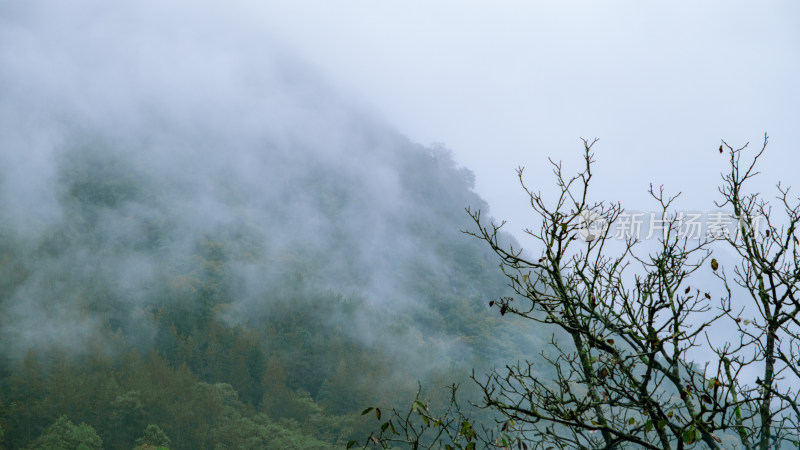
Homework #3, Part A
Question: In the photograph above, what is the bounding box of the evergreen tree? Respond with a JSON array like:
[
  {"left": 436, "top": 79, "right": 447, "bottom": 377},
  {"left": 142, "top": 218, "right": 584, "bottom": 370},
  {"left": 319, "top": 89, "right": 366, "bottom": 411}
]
[{"left": 25, "top": 415, "right": 102, "bottom": 450}]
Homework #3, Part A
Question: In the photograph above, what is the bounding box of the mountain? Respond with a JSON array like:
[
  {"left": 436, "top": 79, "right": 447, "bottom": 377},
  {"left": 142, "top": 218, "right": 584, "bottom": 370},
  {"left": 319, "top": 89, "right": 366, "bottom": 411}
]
[{"left": 0, "top": 13, "right": 548, "bottom": 447}]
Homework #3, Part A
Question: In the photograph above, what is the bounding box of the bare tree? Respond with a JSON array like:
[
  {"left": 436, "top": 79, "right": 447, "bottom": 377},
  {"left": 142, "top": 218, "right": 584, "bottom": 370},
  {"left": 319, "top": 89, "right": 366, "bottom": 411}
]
[
  {"left": 357, "top": 135, "right": 800, "bottom": 449},
  {"left": 711, "top": 134, "right": 800, "bottom": 450}
]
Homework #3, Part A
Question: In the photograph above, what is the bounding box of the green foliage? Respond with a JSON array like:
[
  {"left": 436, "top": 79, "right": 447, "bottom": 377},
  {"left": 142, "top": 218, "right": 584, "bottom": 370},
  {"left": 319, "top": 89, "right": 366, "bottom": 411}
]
[
  {"left": 135, "top": 424, "right": 171, "bottom": 449},
  {"left": 0, "top": 136, "right": 525, "bottom": 449},
  {"left": 24, "top": 415, "right": 102, "bottom": 450}
]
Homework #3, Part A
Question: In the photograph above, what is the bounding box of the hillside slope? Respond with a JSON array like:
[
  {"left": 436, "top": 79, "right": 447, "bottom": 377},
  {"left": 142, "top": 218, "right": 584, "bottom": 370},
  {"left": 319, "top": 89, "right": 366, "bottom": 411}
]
[{"left": 0, "top": 20, "right": 548, "bottom": 448}]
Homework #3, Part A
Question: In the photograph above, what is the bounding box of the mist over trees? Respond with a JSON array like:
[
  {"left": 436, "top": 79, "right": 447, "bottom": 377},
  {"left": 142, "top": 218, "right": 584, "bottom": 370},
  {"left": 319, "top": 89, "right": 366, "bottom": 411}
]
[
  {"left": 0, "top": 6, "right": 549, "bottom": 446},
  {"left": 0, "top": 83, "right": 550, "bottom": 448},
  {"left": 3, "top": 3, "right": 795, "bottom": 450}
]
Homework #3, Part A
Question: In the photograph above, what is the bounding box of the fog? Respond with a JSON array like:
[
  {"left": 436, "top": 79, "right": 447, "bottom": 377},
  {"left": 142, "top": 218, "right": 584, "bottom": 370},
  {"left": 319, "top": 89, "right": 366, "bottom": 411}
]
[
  {"left": 258, "top": 1, "right": 800, "bottom": 238},
  {"left": 0, "top": 1, "right": 509, "bottom": 360},
  {"left": 1, "top": 2, "right": 798, "bottom": 447}
]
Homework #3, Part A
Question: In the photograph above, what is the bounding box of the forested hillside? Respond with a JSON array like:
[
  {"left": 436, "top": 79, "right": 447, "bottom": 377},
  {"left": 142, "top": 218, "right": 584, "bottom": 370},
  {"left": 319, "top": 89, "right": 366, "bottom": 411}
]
[{"left": 0, "top": 56, "right": 551, "bottom": 448}]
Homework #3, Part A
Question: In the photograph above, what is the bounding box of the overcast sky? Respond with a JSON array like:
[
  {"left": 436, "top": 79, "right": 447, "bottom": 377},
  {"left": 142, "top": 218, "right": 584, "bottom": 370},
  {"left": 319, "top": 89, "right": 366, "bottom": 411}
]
[
  {"left": 3, "top": 1, "right": 798, "bottom": 245},
  {"left": 259, "top": 1, "right": 800, "bottom": 239}
]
